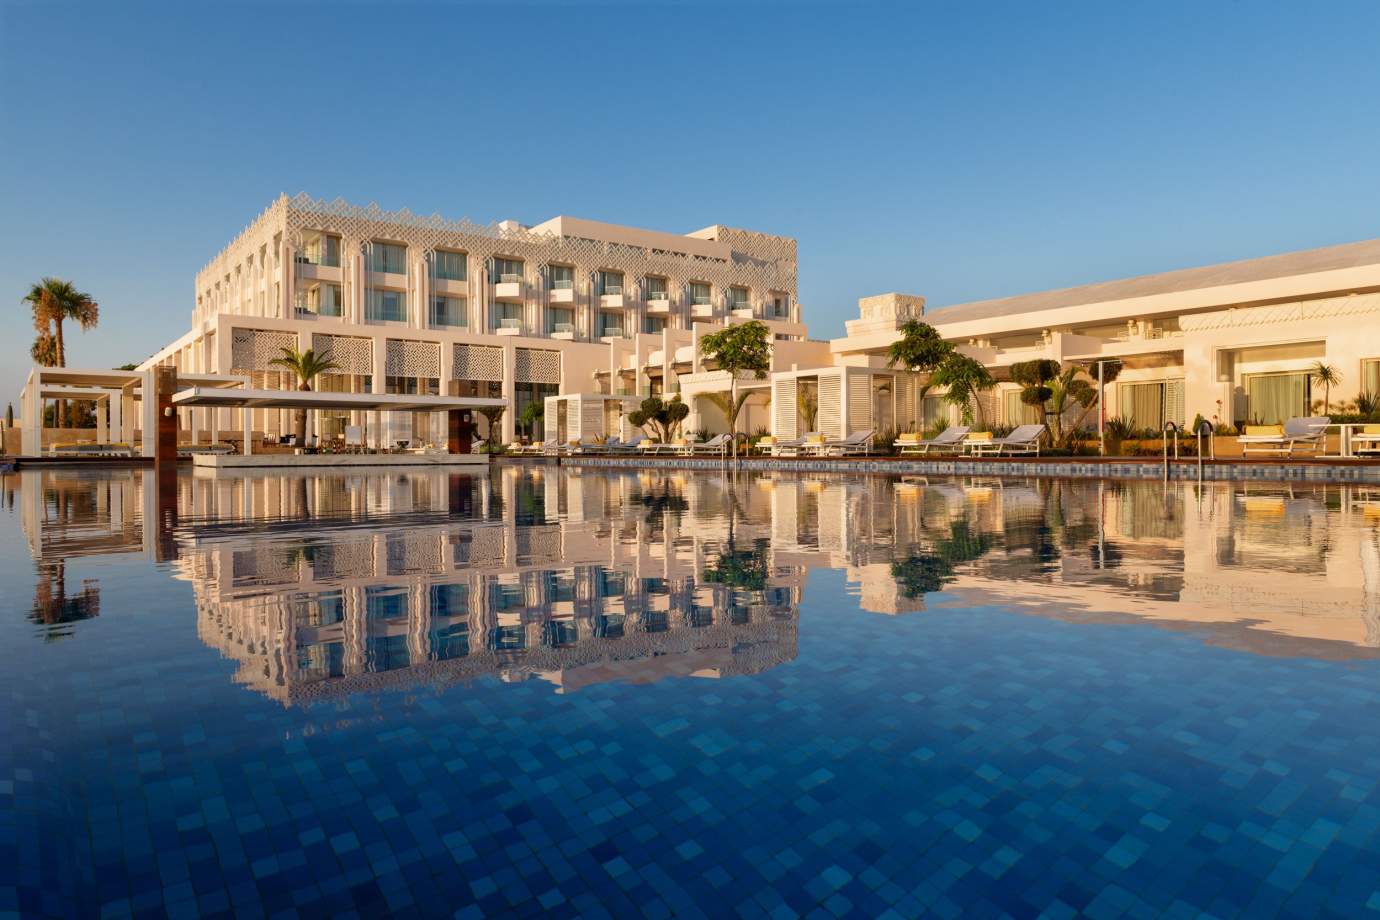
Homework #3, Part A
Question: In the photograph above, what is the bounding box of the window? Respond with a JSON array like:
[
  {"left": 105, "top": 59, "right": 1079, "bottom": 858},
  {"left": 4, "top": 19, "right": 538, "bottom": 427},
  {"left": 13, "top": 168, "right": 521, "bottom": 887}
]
[
  {"left": 1118, "top": 379, "right": 1186, "bottom": 430},
  {"left": 450, "top": 379, "right": 503, "bottom": 399},
  {"left": 431, "top": 295, "right": 466, "bottom": 327},
  {"left": 921, "top": 395, "right": 946, "bottom": 428},
  {"left": 550, "top": 265, "right": 574, "bottom": 290},
  {"left": 366, "top": 289, "right": 407, "bottom": 322},
  {"left": 729, "top": 286, "right": 750, "bottom": 309},
  {"left": 645, "top": 277, "right": 668, "bottom": 300},
  {"left": 690, "top": 282, "right": 711, "bottom": 305},
  {"left": 597, "top": 312, "right": 623, "bottom": 337},
  {"left": 301, "top": 231, "right": 340, "bottom": 267},
  {"left": 596, "top": 270, "right": 624, "bottom": 295},
  {"left": 548, "top": 307, "right": 574, "bottom": 334},
  {"left": 370, "top": 242, "right": 407, "bottom": 275},
  {"left": 1245, "top": 373, "right": 1307, "bottom": 425},
  {"left": 1364, "top": 358, "right": 1380, "bottom": 397},
  {"left": 433, "top": 250, "right": 467, "bottom": 282},
  {"left": 771, "top": 293, "right": 789, "bottom": 318},
  {"left": 300, "top": 283, "right": 342, "bottom": 317},
  {"left": 385, "top": 375, "right": 439, "bottom": 395},
  {"left": 492, "top": 302, "right": 522, "bottom": 330},
  {"left": 643, "top": 316, "right": 666, "bottom": 335},
  {"left": 1004, "top": 390, "right": 1043, "bottom": 425},
  {"left": 492, "top": 257, "right": 523, "bottom": 283}
]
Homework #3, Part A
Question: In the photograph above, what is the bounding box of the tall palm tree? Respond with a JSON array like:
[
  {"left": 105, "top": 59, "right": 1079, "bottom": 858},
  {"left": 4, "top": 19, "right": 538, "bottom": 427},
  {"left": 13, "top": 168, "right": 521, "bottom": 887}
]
[
  {"left": 1309, "top": 361, "right": 1342, "bottom": 414},
  {"left": 23, "top": 277, "right": 99, "bottom": 368},
  {"left": 268, "top": 347, "right": 338, "bottom": 445}
]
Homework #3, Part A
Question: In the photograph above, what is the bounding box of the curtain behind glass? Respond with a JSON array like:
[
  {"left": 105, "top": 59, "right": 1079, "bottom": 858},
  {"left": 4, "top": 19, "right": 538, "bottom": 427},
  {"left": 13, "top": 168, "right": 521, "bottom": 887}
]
[
  {"left": 1364, "top": 360, "right": 1380, "bottom": 396},
  {"left": 1246, "top": 373, "right": 1307, "bottom": 424}
]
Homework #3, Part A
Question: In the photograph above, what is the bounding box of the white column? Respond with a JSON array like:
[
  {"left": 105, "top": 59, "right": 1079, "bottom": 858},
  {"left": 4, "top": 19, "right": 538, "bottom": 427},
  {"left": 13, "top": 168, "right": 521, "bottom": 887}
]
[
  {"left": 242, "top": 407, "right": 253, "bottom": 455},
  {"left": 96, "top": 394, "right": 109, "bottom": 442},
  {"left": 141, "top": 372, "right": 157, "bottom": 458}
]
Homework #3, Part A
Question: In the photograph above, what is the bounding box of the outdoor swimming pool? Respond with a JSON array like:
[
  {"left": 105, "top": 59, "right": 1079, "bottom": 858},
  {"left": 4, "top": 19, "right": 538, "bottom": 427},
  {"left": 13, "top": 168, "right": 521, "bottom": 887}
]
[{"left": 5, "top": 465, "right": 1380, "bottom": 918}]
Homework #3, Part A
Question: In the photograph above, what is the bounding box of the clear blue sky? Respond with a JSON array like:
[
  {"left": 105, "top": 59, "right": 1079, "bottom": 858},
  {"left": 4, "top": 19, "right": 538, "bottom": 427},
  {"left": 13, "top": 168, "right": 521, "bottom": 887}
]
[{"left": 4, "top": 0, "right": 1380, "bottom": 406}]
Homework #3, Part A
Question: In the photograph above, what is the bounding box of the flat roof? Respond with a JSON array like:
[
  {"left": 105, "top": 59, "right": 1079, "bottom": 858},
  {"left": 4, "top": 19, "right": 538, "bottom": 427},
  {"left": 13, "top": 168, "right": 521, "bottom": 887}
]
[
  {"left": 171, "top": 387, "right": 507, "bottom": 412},
  {"left": 928, "top": 236, "right": 1380, "bottom": 326}
]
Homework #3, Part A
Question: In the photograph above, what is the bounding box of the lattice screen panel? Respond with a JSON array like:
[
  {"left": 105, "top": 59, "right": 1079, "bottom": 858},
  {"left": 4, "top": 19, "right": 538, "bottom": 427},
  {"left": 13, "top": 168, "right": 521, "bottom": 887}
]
[
  {"left": 312, "top": 334, "right": 373, "bottom": 375},
  {"left": 386, "top": 340, "right": 441, "bottom": 377},
  {"left": 230, "top": 329, "right": 298, "bottom": 372},
  {"left": 453, "top": 344, "right": 504, "bottom": 381},
  {"left": 514, "top": 348, "right": 561, "bottom": 384}
]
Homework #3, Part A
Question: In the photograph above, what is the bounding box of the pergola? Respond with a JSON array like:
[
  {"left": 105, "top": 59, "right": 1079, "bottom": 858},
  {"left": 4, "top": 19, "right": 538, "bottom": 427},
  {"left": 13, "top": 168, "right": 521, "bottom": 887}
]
[{"left": 170, "top": 388, "right": 507, "bottom": 455}]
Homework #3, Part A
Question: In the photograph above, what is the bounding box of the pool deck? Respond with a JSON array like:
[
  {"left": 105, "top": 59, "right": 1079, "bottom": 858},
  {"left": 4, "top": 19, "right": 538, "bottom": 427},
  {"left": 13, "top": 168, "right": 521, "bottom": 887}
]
[{"left": 536, "top": 453, "right": 1380, "bottom": 483}]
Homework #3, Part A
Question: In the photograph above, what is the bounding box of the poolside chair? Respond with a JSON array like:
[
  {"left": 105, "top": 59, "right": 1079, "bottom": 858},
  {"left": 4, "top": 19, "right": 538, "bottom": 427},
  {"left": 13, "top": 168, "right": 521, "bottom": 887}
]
[
  {"left": 564, "top": 436, "right": 603, "bottom": 455},
  {"left": 608, "top": 433, "right": 645, "bottom": 453},
  {"left": 536, "top": 437, "right": 562, "bottom": 455},
  {"left": 799, "top": 433, "right": 828, "bottom": 457},
  {"left": 902, "top": 426, "right": 970, "bottom": 456},
  {"left": 690, "top": 433, "right": 730, "bottom": 456},
  {"left": 1238, "top": 417, "right": 1330, "bottom": 457},
  {"left": 823, "top": 428, "right": 875, "bottom": 457},
  {"left": 1352, "top": 424, "right": 1380, "bottom": 455},
  {"left": 770, "top": 435, "right": 808, "bottom": 457},
  {"left": 968, "top": 424, "right": 1047, "bottom": 456}
]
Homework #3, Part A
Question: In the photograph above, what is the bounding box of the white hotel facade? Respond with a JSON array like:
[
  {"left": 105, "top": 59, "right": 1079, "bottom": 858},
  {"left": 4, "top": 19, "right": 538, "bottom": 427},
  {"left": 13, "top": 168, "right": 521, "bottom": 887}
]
[{"left": 136, "top": 194, "right": 811, "bottom": 446}]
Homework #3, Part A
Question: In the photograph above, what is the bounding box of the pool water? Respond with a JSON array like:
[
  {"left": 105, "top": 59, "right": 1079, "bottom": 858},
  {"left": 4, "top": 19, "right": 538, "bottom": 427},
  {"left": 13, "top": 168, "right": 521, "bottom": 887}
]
[{"left": 5, "top": 467, "right": 1380, "bottom": 918}]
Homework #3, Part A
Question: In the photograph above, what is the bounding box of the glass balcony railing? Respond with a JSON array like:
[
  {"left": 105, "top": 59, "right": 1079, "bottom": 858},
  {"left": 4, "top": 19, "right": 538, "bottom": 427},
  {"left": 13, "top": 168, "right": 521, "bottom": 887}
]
[
  {"left": 551, "top": 322, "right": 574, "bottom": 335},
  {"left": 551, "top": 279, "right": 574, "bottom": 290},
  {"left": 600, "top": 285, "right": 624, "bottom": 296},
  {"left": 499, "top": 317, "right": 522, "bottom": 330},
  {"left": 691, "top": 296, "right": 712, "bottom": 306},
  {"left": 499, "top": 273, "right": 523, "bottom": 284},
  {"left": 646, "top": 290, "right": 669, "bottom": 301}
]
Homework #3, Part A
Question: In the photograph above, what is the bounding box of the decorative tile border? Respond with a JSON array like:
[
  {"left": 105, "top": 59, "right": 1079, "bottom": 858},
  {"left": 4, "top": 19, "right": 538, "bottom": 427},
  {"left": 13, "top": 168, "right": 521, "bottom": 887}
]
[{"left": 555, "top": 455, "right": 1380, "bottom": 483}]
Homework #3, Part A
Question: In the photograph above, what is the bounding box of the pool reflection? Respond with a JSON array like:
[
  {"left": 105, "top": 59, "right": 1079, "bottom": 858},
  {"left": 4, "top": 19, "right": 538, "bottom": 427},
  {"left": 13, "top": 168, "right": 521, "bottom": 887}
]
[{"left": 10, "top": 466, "right": 1380, "bottom": 705}]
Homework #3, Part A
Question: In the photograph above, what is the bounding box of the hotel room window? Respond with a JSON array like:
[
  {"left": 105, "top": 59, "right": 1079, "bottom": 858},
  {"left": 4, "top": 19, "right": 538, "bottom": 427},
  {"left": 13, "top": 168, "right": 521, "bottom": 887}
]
[
  {"left": 302, "top": 231, "right": 341, "bottom": 267},
  {"left": 433, "top": 250, "right": 467, "bottom": 282},
  {"left": 492, "top": 258, "right": 523, "bottom": 283},
  {"left": 548, "top": 307, "right": 575, "bottom": 334},
  {"left": 689, "top": 282, "right": 711, "bottom": 305},
  {"left": 643, "top": 316, "right": 666, "bottom": 334},
  {"left": 431, "top": 295, "right": 466, "bottom": 327},
  {"left": 370, "top": 242, "right": 407, "bottom": 275},
  {"left": 1363, "top": 358, "right": 1380, "bottom": 396},
  {"left": 366, "top": 289, "right": 407, "bottom": 322},
  {"left": 596, "top": 271, "right": 624, "bottom": 295},
  {"left": 550, "top": 265, "right": 574, "bottom": 290},
  {"left": 729, "top": 286, "right": 750, "bottom": 310},
  {"left": 645, "top": 277, "right": 668, "bottom": 300}
]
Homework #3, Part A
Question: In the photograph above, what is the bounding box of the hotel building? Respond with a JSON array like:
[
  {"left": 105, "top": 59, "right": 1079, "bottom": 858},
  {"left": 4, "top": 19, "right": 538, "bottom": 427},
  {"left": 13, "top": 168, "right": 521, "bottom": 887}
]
[
  {"left": 134, "top": 194, "right": 811, "bottom": 447},
  {"left": 772, "top": 239, "right": 1380, "bottom": 440}
]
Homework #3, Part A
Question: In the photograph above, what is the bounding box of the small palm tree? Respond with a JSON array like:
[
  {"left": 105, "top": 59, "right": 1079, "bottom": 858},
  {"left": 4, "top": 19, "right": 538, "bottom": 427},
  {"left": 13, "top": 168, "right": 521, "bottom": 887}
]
[
  {"left": 1308, "top": 361, "right": 1341, "bottom": 414},
  {"left": 268, "top": 347, "right": 338, "bottom": 445}
]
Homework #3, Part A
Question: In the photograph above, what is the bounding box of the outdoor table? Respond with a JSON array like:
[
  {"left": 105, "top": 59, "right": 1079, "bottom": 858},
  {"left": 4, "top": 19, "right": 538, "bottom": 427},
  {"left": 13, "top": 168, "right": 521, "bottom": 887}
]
[{"left": 1329, "top": 423, "right": 1370, "bottom": 458}]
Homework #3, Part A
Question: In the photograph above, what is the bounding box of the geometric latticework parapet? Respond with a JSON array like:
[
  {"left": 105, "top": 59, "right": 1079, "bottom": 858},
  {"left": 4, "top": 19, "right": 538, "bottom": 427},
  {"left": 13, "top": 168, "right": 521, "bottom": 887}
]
[
  {"left": 453, "top": 344, "right": 504, "bottom": 382},
  {"left": 275, "top": 194, "right": 795, "bottom": 297},
  {"left": 514, "top": 348, "right": 560, "bottom": 384},
  {"left": 312, "top": 334, "right": 373, "bottom": 375},
  {"left": 385, "top": 339, "right": 441, "bottom": 377},
  {"left": 231, "top": 329, "right": 299, "bottom": 372}
]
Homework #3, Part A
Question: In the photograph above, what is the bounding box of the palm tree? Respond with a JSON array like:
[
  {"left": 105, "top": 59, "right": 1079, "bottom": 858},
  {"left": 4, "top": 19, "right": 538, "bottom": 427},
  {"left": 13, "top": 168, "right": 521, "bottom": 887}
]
[
  {"left": 1309, "top": 361, "right": 1342, "bottom": 414},
  {"left": 268, "top": 347, "right": 338, "bottom": 445},
  {"left": 23, "top": 277, "right": 99, "bottom": 427}
]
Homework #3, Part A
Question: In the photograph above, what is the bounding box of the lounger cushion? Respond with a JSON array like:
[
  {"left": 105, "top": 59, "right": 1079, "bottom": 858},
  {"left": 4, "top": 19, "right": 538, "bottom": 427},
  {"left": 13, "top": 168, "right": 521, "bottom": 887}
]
[
  {"left": 1244, "top": 425, "right": 1284, "bottom": 438},
  {"left": 1363, "top": 425, "right": 1380, "bottom": 435},
  {"left": 967, "top": 432, "right": 992, "bottom": 442}
]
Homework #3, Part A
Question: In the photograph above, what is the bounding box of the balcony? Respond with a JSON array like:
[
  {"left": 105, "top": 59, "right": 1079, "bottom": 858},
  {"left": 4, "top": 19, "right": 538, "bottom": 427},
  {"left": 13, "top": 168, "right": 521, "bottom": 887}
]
[
  {"left": 730, "top": 306, "right": 754, "bottom": 319},
  {"left": 550, "top": 323, "right": 575, "bottom": 340},
  {"left": 599, "top": 291, "right": 624, "bottom": 309},
  {"left": 646, "top": 295, "right": 671, "bottom": 314},
  {"left": 549, "top": 285, "right": 574, "bottom": 304},
  {"left": 598, "top": 327, "right": 624, "bottom": 341},
  {"left": 691, "top": 303, "right": 715, "bottom": 319},
  {"left": 494, "top": 274, "right": 523, "bottom": 301},
  {"left": 496, "top": 317, "right": 523, "bottom": 336}
]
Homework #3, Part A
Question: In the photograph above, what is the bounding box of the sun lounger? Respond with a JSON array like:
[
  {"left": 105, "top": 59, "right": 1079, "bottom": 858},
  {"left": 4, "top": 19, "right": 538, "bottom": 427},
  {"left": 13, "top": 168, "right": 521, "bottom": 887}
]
[
  {"left": 770, "top": 435, "right": 808, "bottom": 457},
  {"left": 1353, "top": 424, "right": 1380, "bottom": 455},
  {"left": 1238, "top": 417, "right": 1330, "bottom": 457},
  {"left": 823, "top": 429, "right": 874, "bottom": 456},
  {"left": 690, "top": 433, "right": 730, "bottom": 456},
  {"left": 967, "top": 424, "right": 1046, "bottom": 456},
  {"left": 900, "top": 426, "right": 970, "bottom": 455},
  {"left": 608, "top": 433, "right": 645, "bottom": 453}
]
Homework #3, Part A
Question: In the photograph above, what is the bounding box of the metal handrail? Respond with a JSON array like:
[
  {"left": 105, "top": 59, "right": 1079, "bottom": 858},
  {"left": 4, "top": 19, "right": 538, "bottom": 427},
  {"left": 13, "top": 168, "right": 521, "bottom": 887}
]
[
  {"left": 1162, "top": 422, "right": 1180, "bottom": 477},
  {"left": 1195, "top": 420, "right": 1215, "bottom": 479}
]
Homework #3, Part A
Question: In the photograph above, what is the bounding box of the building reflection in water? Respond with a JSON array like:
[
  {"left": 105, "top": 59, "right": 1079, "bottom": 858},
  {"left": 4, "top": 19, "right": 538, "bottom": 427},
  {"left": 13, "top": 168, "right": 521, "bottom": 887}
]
[{"left": 11, "top": 466, "right": 1380, "bottom": 701}]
